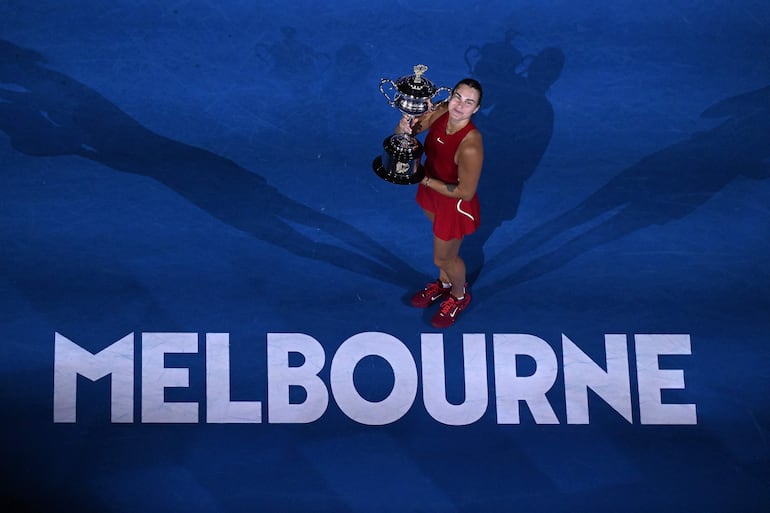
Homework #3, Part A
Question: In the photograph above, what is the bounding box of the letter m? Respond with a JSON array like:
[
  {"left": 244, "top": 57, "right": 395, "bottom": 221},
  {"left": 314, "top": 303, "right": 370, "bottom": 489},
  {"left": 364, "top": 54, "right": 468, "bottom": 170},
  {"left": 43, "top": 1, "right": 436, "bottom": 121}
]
[{"left": 53, "top": 333, "right": 134, "bottom": 423}]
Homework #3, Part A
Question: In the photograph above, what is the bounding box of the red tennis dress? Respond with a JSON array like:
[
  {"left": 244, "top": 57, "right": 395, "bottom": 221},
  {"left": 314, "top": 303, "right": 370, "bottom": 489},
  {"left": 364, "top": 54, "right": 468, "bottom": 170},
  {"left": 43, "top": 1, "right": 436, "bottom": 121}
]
[{"left": 416, "top": 112, "right": 481, "bottom": 241}]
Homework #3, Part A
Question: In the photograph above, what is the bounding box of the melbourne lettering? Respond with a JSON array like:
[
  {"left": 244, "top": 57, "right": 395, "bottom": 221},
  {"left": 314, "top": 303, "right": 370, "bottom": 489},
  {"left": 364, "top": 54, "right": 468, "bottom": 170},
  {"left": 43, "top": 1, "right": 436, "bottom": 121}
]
[{"left": 53, "top": 332, "right": 697, "bottom": 425}]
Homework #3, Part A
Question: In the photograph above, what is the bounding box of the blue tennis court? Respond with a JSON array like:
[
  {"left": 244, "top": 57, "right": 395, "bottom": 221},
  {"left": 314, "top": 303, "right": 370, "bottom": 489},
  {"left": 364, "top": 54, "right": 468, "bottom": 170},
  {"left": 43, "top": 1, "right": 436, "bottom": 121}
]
[{"left": 1, "top": 1, "right": 769, "bottom": 511}]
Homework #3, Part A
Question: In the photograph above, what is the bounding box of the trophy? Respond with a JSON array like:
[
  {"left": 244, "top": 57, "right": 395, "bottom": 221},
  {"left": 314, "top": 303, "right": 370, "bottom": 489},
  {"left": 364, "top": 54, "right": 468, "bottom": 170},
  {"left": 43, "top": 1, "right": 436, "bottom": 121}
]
[{"left": 373, "top": 64, "right": 451, "bottom": 185}]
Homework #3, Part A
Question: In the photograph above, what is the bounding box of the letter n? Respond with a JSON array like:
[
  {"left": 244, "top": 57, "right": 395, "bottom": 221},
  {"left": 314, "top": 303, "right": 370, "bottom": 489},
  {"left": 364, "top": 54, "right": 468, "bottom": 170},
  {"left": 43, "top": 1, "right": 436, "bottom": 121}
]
[{"left": 53, "top": 332, "right": 134, "bottom": 423}]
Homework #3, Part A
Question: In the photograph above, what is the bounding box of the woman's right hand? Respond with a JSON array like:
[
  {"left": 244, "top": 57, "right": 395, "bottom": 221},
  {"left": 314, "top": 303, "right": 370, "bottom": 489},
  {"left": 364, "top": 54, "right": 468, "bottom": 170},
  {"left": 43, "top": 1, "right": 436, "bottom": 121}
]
[{"left": 397, "top": 114, "right": 413, "bottom": 134}]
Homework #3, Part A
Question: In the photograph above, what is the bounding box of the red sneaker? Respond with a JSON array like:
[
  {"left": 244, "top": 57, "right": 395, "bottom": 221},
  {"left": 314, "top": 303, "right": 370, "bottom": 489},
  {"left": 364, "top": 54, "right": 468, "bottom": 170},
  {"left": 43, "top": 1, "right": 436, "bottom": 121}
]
[
  {"left": 431, "top": 291, "right": 472, "bottom": 328},
  {"left": 410, "top": 280, "right": 452, "bottom": 308}
]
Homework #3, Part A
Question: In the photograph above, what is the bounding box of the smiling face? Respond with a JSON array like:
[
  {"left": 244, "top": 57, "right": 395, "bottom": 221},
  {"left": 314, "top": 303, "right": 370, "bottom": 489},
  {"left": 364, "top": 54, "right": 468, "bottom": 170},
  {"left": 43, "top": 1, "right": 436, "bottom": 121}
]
[{"left": 447, "top": 83, "right": 481, "bottom": 124}]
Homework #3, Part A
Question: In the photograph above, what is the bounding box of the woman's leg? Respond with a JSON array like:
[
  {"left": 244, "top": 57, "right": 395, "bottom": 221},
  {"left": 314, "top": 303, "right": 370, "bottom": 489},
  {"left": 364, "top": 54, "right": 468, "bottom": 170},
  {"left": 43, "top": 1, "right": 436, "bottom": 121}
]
[
  {"left": 421, "top": 209, "right": 451, "bottom": 286},
  {"left": 433, "top": 235, "right": 466, "bottom": 298}
]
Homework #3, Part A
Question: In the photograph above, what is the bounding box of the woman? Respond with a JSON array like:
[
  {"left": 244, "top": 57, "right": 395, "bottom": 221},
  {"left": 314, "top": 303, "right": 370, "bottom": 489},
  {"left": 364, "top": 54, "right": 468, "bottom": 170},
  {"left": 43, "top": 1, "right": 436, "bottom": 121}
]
[{"left": 396, "top": 78, "right": 484, "bottom": 328}]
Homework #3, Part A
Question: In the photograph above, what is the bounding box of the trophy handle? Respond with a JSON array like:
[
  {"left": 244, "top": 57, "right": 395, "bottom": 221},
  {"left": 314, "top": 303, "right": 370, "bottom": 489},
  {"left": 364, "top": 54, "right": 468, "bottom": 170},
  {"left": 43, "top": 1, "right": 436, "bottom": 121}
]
[
  {"left": 379, "top": 78, "right": 398, "bottom": 106},
  {"left": 432, "top": 86, "right": 452, "bottom": 106}
]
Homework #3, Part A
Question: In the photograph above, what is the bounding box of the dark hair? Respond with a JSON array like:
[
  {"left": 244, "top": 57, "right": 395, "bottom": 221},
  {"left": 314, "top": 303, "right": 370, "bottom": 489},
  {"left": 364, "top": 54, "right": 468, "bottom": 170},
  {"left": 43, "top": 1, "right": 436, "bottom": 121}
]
[{"left": 453, "top": 78, "right": 483, "bottom": 107}]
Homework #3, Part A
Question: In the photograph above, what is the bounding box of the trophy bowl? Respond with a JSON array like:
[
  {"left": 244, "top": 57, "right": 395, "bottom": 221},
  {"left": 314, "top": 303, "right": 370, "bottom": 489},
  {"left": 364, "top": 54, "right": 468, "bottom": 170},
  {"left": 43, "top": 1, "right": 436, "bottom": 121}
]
[{"left": 379, "top": 64, "right": 451, "bottom": 116}]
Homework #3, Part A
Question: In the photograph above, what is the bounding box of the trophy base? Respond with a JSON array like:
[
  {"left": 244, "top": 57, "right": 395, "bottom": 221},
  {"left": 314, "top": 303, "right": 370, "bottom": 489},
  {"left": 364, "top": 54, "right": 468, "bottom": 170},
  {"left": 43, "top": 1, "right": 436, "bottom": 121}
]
[{"left": 372, "top": 156, "right": 425, "bottom": 185}]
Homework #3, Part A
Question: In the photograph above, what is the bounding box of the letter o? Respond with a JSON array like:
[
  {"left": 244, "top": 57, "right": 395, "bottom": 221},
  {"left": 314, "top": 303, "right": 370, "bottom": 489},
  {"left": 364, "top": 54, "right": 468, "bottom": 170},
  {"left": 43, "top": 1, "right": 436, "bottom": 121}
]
[{"left": 330, "top": 332, "right": 417, "bottom": 425}]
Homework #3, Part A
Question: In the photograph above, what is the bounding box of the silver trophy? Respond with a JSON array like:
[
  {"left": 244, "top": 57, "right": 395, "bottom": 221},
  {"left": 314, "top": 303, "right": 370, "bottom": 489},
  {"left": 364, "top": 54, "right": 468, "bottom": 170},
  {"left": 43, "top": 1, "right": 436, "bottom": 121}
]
[{"left": 373, "top": 64, "right": 451, "bottom": 185}]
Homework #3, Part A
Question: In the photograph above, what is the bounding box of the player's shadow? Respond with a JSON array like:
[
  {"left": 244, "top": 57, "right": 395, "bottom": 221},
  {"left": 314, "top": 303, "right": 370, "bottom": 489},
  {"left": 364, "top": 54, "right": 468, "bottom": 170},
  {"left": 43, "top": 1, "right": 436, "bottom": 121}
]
[
  {"left": 477, "top": 84, "right": 770, "bottom": 298},
  {"left": 461, "top": 32, "right": 565, "bottom": 283},
  {"left": 0, "top": 39, "right": 421, "bottom": 287}
]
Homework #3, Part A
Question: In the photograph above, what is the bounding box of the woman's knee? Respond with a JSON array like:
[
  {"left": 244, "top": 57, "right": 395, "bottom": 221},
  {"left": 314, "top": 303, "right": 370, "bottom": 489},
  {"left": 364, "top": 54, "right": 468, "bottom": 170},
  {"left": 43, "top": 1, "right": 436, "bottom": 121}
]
[
  {"left": 434, "top": 254, "right": 460, "bottom": 270},
  {"left": 433, "top": 237, "right": 463, "bottom": 269}
]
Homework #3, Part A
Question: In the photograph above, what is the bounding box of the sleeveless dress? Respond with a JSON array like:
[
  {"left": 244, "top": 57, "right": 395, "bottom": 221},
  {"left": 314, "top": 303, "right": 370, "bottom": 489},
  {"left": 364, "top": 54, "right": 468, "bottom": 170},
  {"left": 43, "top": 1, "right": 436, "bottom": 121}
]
[{"left": 416, "top": 112, "right": 481, "bottom": 241}]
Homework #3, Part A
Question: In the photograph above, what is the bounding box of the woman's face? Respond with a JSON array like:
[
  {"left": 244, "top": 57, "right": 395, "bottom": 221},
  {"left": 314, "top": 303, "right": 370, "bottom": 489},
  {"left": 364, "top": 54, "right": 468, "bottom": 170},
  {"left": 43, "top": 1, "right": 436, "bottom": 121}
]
[{"left": 447, "top": 84, "right": 481, "bottom": 122}]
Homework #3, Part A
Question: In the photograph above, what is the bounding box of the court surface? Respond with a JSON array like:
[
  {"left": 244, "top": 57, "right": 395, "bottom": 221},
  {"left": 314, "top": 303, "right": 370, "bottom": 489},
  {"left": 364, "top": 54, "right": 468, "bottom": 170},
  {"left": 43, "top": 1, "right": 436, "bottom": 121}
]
[{"left": 2, "top": 1, "right": 769, "bottom": 512}]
